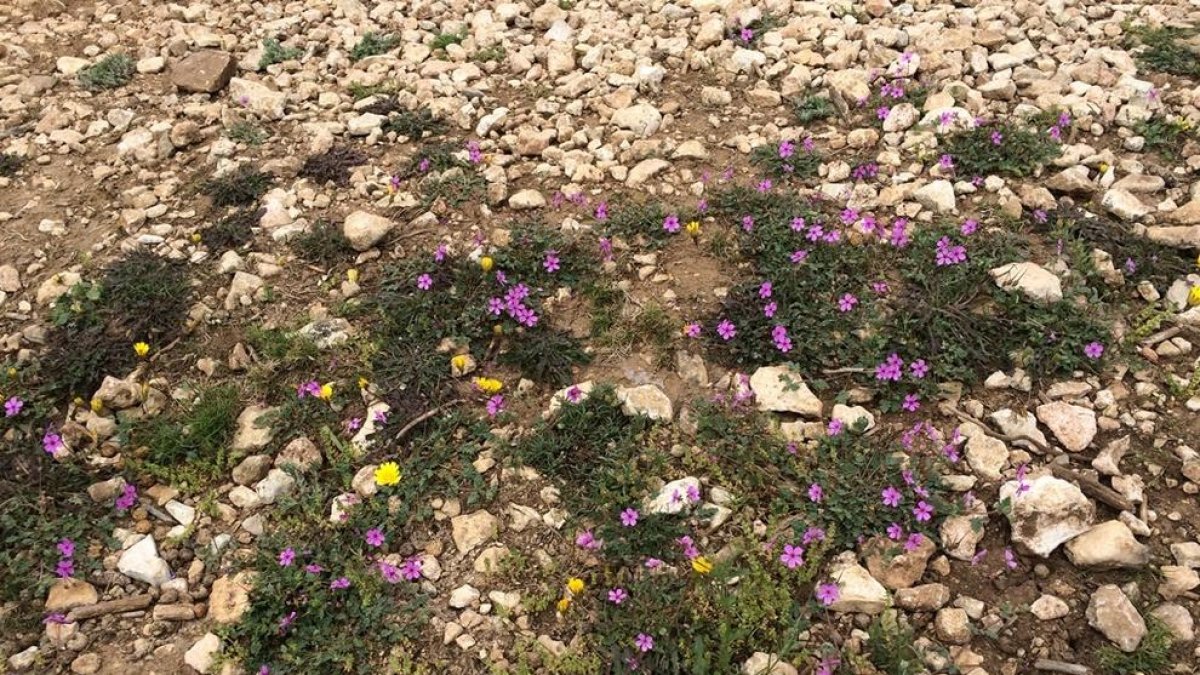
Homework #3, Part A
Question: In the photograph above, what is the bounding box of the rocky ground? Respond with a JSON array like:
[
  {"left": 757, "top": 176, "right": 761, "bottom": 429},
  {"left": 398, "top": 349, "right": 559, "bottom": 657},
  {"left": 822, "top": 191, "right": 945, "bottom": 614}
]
[{"left": 3, "top": 0, "right": 1200, "bottom": 673}]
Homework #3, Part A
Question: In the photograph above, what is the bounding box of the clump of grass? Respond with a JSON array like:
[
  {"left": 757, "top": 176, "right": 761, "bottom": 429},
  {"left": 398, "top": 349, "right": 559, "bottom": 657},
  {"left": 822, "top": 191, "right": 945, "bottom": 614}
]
[
  {"left": 1134, "top": 117, "right": 1196, "bottom": 159},
  {"left": 592, "top": 299, "right": 676, "bottom": 366},
  {"left": 473, "top": 44, "right": 507, "bottom": 63},
  {"left": 383, "top": 108, "right": 444, "bottom": 139},
  {"left": 1096, "top": 616, "right": 1175, "bottom": 674},
  {"left": 601, "top": 200, "right": 702, "bottom": 250},
  {"left": 1047, "top": 206, "right": 1191, "bottom": 289},
  {"left": 201, "top": 207, "right": 262, "bottom": 252},
  {"left": 868, "top": 613, "right": 926, "bottom": 674},
  {"left": 498, "top": 329, "right": 590, "bottom": 387},
  {"left": 202, "top": 165, "right": 273, "bottom": 207},
  {"left": 431, "top": 30, "right": 466, "bottom": 51},
  {"left": 793, "top": 94, "right": 834, "bottom": 124},
  {"left": 0, "top": 153, "right": 23, "bottom": 177},
  {"left": 348, "top": 80, "right": 400, "bottom": 101},
  {"left": 1127, "top": 26, "right": 1200, "bottom": 77},
  {"left": 941, "top": 122, "right": 1063, "bottom": 177},
  {"left": 259, "top": 37, "right": 303, "bottom": 69},
  {"left": 42, "top": 251, "right": 191, "bottom": 399},
  {"left": 127, "top": 385, "right": 240, "bottom": 487},
  {"left": 290, "top": 220, "right": 356, "bottom": 266},
  {"left": 78, "top": 53, "right": 134, "bottom": 90},
  {"left": 300, "top": 144, "right": 368, "bottom": 186},
  {"left": 350, "top": 32, "right": 399, "bottom": 61},
  {"left": 226, "top": 121, "right": 268, "bottom": 146},
  {"left": 418, "top": 169, "right": 484, "bottom": 209}
]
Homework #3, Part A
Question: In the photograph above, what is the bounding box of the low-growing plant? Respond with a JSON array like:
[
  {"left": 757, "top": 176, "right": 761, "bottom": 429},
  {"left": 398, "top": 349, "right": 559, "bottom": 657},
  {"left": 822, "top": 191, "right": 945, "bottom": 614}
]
[
  {"left": 383, "top": 108, "right": 444, "bottom": 139},
  {"left": 226, "top": 121, "right": 269, "bottom": 145},
  {"left": 201, "top": 207, "right": 263, "bottom": 252},
  {"left": 202, "top": 165, "right": 273, "bottom": 207},
  {"left": 431, "top": 30, "right": 466, "bottom": 51},
  {"left": 78, "top": 53, "right": 134, "bottom": 90},
  {"left": 1126, "top": 25, "right": 1200, "bottom": 77},
  {"left": 0, "top": 152, "right": 23, "bottom": 176},
  {"left": 348, "top": 80, "right": 400, "bottom": 101},
  {"left": 259, "top": 37, "right": 303, "bottom": 69},
  {"left": 126, "top": 385, "right": 240, "bottom": 487},
  {"left": 498, "top": 329, "right": 590, "bottom": 387},
  {"left": 792, "top": 94, "right": 834, "bottom": 124},
  {"left": 350, "top": 32, "right": 399, "bottom": 61},
  {"left": 868, "top": 613, "right": 926, "bottom": 674},
  {"left": 1095, "top": 615, "right": 1175, "bottom": 674},
  {"left": 750, "top": 141, "right": 822, "bottom": 180},
  {"left": 300, "top": 144, "right": 368, "bottom": 186},
  {"left": 473, "top": 44, "right": 507, "bottom": 63},
  {"left": 290, "top": 220, "right": 356, "bottom": 266},
  {"left": 941, "top": 121, "right": 1063, "bottom": 177},
  {"left": 1134, "top": 117, "right": 1196, "bottom": 159}
]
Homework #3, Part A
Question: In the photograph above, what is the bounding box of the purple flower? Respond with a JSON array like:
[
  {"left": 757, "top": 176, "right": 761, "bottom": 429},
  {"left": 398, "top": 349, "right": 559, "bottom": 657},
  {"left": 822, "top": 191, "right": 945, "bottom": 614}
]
[
  {"left": 416, "top": 273, "right": 433, "bottom": 290},
  {"left": 876, "top": 106, "right": 890, "bottom": 120},
  {"left": 802, "top": 526, "right": 826, "bottom": 545},
  {"left": 739, "top": 27, "right": 753, "bottom": 43},
  {"left": 486, "top": 394, "right": 505, "bottom": 417},
  {"left": 620, "top": 508, "right": 639, "bottom": 527},
  {"left": 365, "top": 528, "right": 385, "bottom": 548},
  {"left": 115, "top": 484, "right": 138, "bottom": 512},
  {"left": 807, "top": 483, "right": 824, "bottom": 503},
  {"left": 971, "top": 548, "right": 988, "bottom": 566},
  {"left": 434, "top": 243, "right": 448, "bottom": 263},
  {"left": 887, "top": 522, "right": 904, "bottom": 540},
  {"left": 791, "top": 216, "right": 806, "bottom": 232},
  {"left": 902, "top": 394, "right": 921, "bottom": 412},
  {"left": 802, "top": 137, "right": 815, "bottom": 153},
  {"left": 716, "top": 320, "right": 736, "bottom": 341},
  {"left": 466, "top": 140, "right": 482, "bottom": 164},
  {"left": 278, "top": 548, "right": 296, "bottom": 567},
  {"left": 742, "top": 215, "right": 755, "bottom": 232},
  {"left": 910, "top": 359, "right": 929, "bottom": 379},
  {"left": 935, "top": 236, "right": 967, "bottom": 266},
  {"left": 913, "top": 501, "right": 934, "bottom": 522},
  {"left": 608, "top": 587, "right": 628, "bottom": 604},
  {"left": 305, "top": 563, "right": 323, "bottom": 574},
  {"left": 779, "top": 544, "right": 804, "bottom": 569},
  {"left": 4, "top": 396, "right": 23, "bottom": 417},
  {"left": 644, "top": 557, "right": 664, "bottom": 569},
  {"left": 635, "top": 633, "right": 655, "bottom": 653},
  {"left": 373, "top": 410, "right": 388, "bottom": 425},
  {"left": 278, "top": 611, "right": 297, "bottom": 634},
  {"left": 939, "top": 153, "right": 954, "bottom": 169},
  {"left": 837, "top": 293, "right": 858, "bottom": 312},
  {"left": 759, "top": 281, "right": 773, "bottom": 299},
  {"left": 779, "top": 139, "right": 795, "bottom": 158},
  {"left": 401, "top": 557, "right": 422, "bottom": 581},
  {"left": 418, "top": 157, "right": 431, "bottom": 172},
  {"left": 1004, "top": 547, "right": 1019, "bottom": 570},
  {"left": 790, "top": 249, "right": 809, "bottom": 264},
  {"left": 762, "top": 302, "right": 777, "bottom": 318},
  {"left": 543, "top": 250, "right": 560, "bottom": 273},
  {"left": 875, "top": 353, "right": 904, "bottom": 381},
  {"left": 595, "top": 202, "right": 608, "bottom": 221},
  {"left": 991, "top": 131, "right": 1003, "bottom": 145},
  {"left": 575, "top": 530, "right": 602, "bottom": 550},
  {"left": 904, "top": 533, "right": 925, "bottom": 552},
  {"left": 378, "top": 561, "right": 402, "bottom": 583},
  {"left": 815, "top": 583, "right": 840, "bottom": 606},
  {"left": 57, "top": 538, "right": 76, "bottom": 558},
  {"left": 881, "top": 486, "right": 902, "bottom": 508},
  {"left": 1084, "top": 341, "right": 1104, "bottom": 360},
  {"left": 663, "top": 214, "right": 680, "bottom": 233},
  {"left": 43, "top": 431, "right": 64, "bottom": 456},
  {"left": 55, "top": 558, "right": 74, "bottom": 578},
  {"left": 826, "top": 418, "right": 844, "bottom": 436},
  {"left": 331, "top": 576, "right": 351, "bottom": 590},
  {"left": 565, "top": 386, "right": 583, "bottom": 404}
]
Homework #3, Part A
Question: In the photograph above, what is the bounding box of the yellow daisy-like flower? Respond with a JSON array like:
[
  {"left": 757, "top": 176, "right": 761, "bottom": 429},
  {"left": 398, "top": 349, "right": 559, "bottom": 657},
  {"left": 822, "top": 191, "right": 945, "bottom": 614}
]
[
  {"left": 133, "top": 342, "right": 150, "bottom": 358},
  {"left": 1098, "top": 162, "right": 1110, "bottom": 174},
  {"left": 451, "top": 354, "right": 470, "bottom": 372},
  {"left": 89, "top": 397, "right": 103, "bottom": 413},
  {"left": 474, "top": 377, "right": 503, "bottom": 395},
  {"left": 566, "top": 577, "right": 585, "bottom": 595},
  {"left": 691, "top": 556, "right": 714, "bottom": 575},
  {"left": 6, "top": 367, "right": 16, "bottom": 378},
  {"left": 347, "top": 268, "right": 360, "bottom": 283},
  {"left": 1189, "top": 285, "right": 1200, "bottom": 307},
  {"left": 685, "top": 220, "right": 701, "bottom": 236},
  {"left": 374, "top": 461, "right": 401, "bottom": 486},
  {"left": 556, "top": 597, "right": 572, "bottom": 613},
  {"left": 318, "top": 383, "right": 334, "bottom": 400},
  {"left": 480, "top": 256, "right": 494, "bottom": 272},
  {"left": 358, "top": 376, "right": 370, "bottom": 390}
]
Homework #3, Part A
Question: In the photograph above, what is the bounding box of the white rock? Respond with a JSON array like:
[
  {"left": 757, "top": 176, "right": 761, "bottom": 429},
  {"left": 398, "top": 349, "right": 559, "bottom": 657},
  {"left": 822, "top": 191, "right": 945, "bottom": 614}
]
[
  {"left": 118, "top": 536, "right": 172, "bottom": 586},
  {"left": 913, "top": 180, "right": 956, "bottom": 213},
  {"left": 508, "top": 189, "right": 546, "bottom": 210},
  {"left": 450, "top": 584, "right": 480, "bottom": 608},
  {"left": 451, "top": 511, "right": 499, "bottom": 554},
  {"left": 644, "top": 477, "right": 701, "bottom": 515},
  {"left": 999, "top": 475, "right": 1095, "bottom": 557},
  {"left": 1064, "top": 520, "right": 1149, "bottom": 569},
  {"left": 229, "top": 78, "right": 286, "bottom": 119},
  {"left": 1035, "top": 401, "right": 1097, "bottom": 452},
  {"left": 749, "top": 366, "right": 822, "bottom": 416},
  {"left": 990, "top": 262, "right": 1063, "bottom": 303},
  {"left": 1101, "top": 189, "right": 1150, "bottom": 221},
  {"left": 254, "top": 469, "right": 297, "bottom": 505},
  {"left": 742, "top": 652, "right": 799, "bottom": 675},
  {"left": 610, "top": 103, "right": 662, "bottom": 137},
  {"left": 343, "top": 211, "right": 394, "bottom": 251},
  {"left": 831, "top": 404, "right": 875, "bottom": 431},
  {"left": 184, "top": 633, "right": 221, "bottom": 673},
  {"left": 1031, "top": 594, "right": 1070, "bottom": 620},
  {"left": 828, "top": 557, "right": 890, "bottom": 614},
  {"left": 958, "top": 422, "right": 1008, "bottom": 481},
  {"left": 615, "top": 384, "right": 673, "bottom": 420},
  {"left": 1087, "top": 585, "right": 1146, "bottom": 652}
]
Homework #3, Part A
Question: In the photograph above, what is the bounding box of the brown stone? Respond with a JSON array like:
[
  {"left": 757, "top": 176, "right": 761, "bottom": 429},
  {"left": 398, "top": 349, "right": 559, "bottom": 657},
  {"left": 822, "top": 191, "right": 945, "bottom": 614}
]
[
  {"left": 171, "top": 51, "right": 236, "bottom": 93},
  {"left": 46, "top": 579, "right": 99, "bottom": 612}
]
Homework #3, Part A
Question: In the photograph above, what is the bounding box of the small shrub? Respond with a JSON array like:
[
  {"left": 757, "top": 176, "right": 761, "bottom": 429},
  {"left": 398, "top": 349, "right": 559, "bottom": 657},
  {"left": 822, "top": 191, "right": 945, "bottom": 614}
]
[
  {"left": 78, "top": 53, "right": 134, "bottom": 90},
  {"left": 431, "top": 30, "right": 466, "bottom": 51},
  {"left": 941, "top": 122, "right": 1063, "bottom": 177},
  {"left": 300, "top": 144, "right": 368, "bottom": 186},
  {"left": 226, "top": 122, "right": 268, "bottom": 145},
  {"left": 473, "top": 44, "right": 507, "bottom": 63},
  {"left": 350, "top": 33, "right": 399, "bottom": 61},
  {"left": 792, "top": 95, "right": 834, "bottom": 124},
  {"left": 418, "top": 169, "right": 485, "bottom": 209},
  {"left": 127, "top": 385, "right": 240, "bottom": 487},
  {"left": 348, "top": 80, "right": 400, "bottom": 101},
  {"left": 0, "top": 153, "right": 23, "bottom": 177},
  {"left": 201, "top": 207, "right": 262, "bottom": 252},
  {"left": 202, "top": 166, "right": 273, "bottom": 207},
  {"left": 868, "top": 613, "right": 926, "bottom": 674},
  {"left": 259, "top": 37, "right": 302, "bottom": 69},
  {"left": 1128, "top": 26, "right": 1200, "bottom": 77},
  {"left": 1134, "top": 117, "right": 1196, "bottom": 159},
  {"left": 383, "top": 108, "right": 444, "bottom": 139},
  {"left": 601, "top": 200, "right": 701, "bottom": 250},
  {"left": 498, "top": 329, "right": 590, "bottom": 387},
  {"left": 290, "top": 220, "right": 355, "bottom": 266},
  {"left": 750, "top": 142, "right": 822, "bottom": 180}
]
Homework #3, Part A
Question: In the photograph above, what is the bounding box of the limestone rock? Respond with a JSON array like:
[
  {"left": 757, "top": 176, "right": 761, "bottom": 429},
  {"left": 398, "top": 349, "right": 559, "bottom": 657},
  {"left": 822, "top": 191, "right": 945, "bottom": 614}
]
[
  {"left": 184, "top": 633, "right": 222, "bottom": 673},
  {"left": 118, "top": 536, "right": 172, "bottom": 586},
  {"left": 990, "top": 262, "right": 1062, "bottom": 303},
  {"left": 749, "top": 366, "right": 822, "bottom": 416},
  {"left": 999, "top": 475, "right": 1094, "bottom": 557},
  {"left": 1064, "top": 520, "right": 1150, "bottom": 569},
  {"left": 451, "top": 511, "right": 499, "bottom": 554},
  {"left": 1086, "top": 585, "right": 1146, "bottom": 652},
  {"left": 1035, "top": 401, "right": 1097, "bottom": 452},
  {"left": 343, "top": 211, "right": 393, "bottom": 251},
  {"left": 172, "top": 51, "right": 236, "bottom": 93},
  {"left": 615, "top": 384, "right": 673, "bottom": 420}
]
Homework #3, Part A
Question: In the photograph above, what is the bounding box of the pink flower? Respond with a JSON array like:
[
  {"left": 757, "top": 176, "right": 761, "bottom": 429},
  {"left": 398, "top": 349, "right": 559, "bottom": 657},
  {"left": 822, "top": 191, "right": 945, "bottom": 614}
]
[
  {"left": 4, "top": 396, "right": 23, "bottom": 417},
  {"left": 904, "top": 533, "right": 924, "bottom": 552},
  {"left": 837, "top": 293, "right": 858, "bottom": 312},
  {"left": 620, "top": 508, "right": 639, "bottom": 527},
  {"left": 486, "top": 394, "right": 505, "bottom": 417},
  {"left": 807, "top": 483, "right": 824, "bottom": 503},
  {"left": 913, "top": 500, "right": 934, "bottom": 522},
  {"left": 608, "top": 588, "right": 628, "bottom": 604},
  {"left": 401, "top": 557, "right": 422, "bottom": 581},
  {"left": 1084, "top": 342, "right": 1104, "bottom": 359},
  {"left": 779, "top": 544, "right": 804, "bottom": 569},
  {"left": 57, "top": 538, "right": 75, "bottom": 558},
  {"left": 887, "top": 522, "right": 904, "bottom": 540},
  {"left": 827, "top": 419, "right": 844, "bottom": 436},
  {"left": 663, "top": 215, "right": 680, "bottom": 233},
  {"left": 881, "top": 486, "right": 902, "bottom": 508},
  {"left": 42, "top": 430, "right": 64, "bottom": 455},
  {"left": 331, "top": 577, "right": 351, "bottom": 590},
  {"left": 115, "top": 484, "right": 138, "bottom": 512},
  {"left": 595, "top": 202, "right": 608, "bottom": 221},
  {"left": 543, "top": 250, "right": 560, "bottom": 273},
  {"left": 716, "top": 320, "right": 737, "bottom": 341},
  {"left": 575, "top": 530, "right": 602, "bottom": 550},
  {"left": 416, "top": 273, "right": 433, "bottom": 290},
  {"left": 909, "top": 359, "right": 929, "bottom": 378},
  {"left": 365, "top": 528, "right": 385, "bottom": 548},
  {"left": 278, "top": 548, "right": 296, "bottom": 566},
  {"left": 1004, "top": 547, "right": 1019, "bottom": 570},
  {"left": 759, "top": 281, "right": 773, "bottom": 299},
  {"left": 902, "top": 394, "right": 921, "bottom": 412},
  {"left": 790, "top": 249, "right": 809, "bottom": 264},
  {"left": 815, "top": 583, "right": 840, "bottom": 606},
  {"left": 634, "top": 633, "right": 654, "bottom": 653},
  {"left": 684, "top": 322, "right": 701, "bottom": 338}
]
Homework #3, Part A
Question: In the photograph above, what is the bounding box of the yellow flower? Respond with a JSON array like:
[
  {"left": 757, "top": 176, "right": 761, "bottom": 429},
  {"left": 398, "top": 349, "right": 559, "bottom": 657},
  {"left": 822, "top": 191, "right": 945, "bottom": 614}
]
[
  {"left": 566, "top": 577, "right": 585, "bottom": 595},
  {"left": 685, "top": 220, "right": 701, "bottom": 236},
  {"left": 133, "top": 342, "right": 150, "bottom": 358},
  {"left": 374, "top": 461, "right": 401, "bottom": 486},
  {"left": 1189, "top": 285, "right": 1200, "bottom": 307},
  {"left": 190, "top": 232, "right": 202, "bottom": 244},
  {"left": 474, "top": 377, "right": 503, "bottom": 395},
  {"left": 556, "top": 597, "right": 572, "bottom": 613},
  {"left": 318, "top": 383, "right": 334, "bottom": 400},
  {"left": 1098, "top": 162, "right": 1110, "bottom": 174},
  {"left": 358, "top": 376, "right": 370, "bottom": 390},
  {"left": 451, "top": 354, "right": 470, "bottom": 372},
  {"left": 90, "top": 397, "right": 103, "bottom": 413},
  {"left": 6, "top": 367, "right": 16, "bottom": 378},
  {"left": 347, "top": 268, "right": 359, "bottom": 283},
  {"left": 691, "top": 556, "right": 714, "bottom": 575},
  {"left": 480, "top": 256, "right": 494, "bottom": 272}
]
